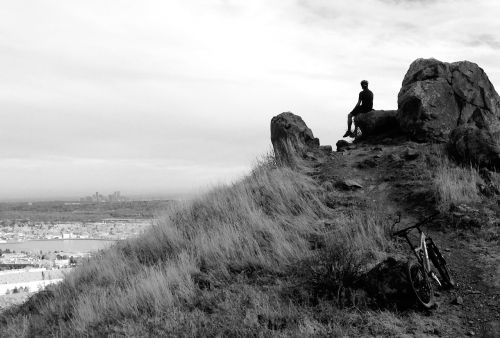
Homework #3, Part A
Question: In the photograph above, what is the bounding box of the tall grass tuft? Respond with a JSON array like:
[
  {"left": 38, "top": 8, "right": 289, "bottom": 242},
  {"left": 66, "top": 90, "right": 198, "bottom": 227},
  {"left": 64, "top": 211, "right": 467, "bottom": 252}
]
[
  {"left": 433, "top": 155, "right": 483, "bottom": 211},
  {"left": 487, "top": 170, "right": 500, "bottom": 192},
  {"left": 288, "top": 206, "right": 393, "bottom": 306}
]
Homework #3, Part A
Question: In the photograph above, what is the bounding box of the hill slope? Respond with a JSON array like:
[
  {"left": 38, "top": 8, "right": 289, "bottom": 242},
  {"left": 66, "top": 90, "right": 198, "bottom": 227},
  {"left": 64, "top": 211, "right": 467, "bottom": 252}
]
[{"left": 1, "top": 134, "right": 499, "bottom": 337}]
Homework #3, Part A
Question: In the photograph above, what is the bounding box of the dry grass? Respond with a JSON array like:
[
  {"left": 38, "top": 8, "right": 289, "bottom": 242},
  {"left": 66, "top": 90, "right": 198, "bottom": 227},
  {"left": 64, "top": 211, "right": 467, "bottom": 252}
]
[
  {"left": 0, "top": 154, "right": 396, "bottom": 337},
  {"left": 487, "top": 170, "right": 500, "bottom": 192},
  {"left": 432, "top": 151, "right": 483, "bottom": 211}
]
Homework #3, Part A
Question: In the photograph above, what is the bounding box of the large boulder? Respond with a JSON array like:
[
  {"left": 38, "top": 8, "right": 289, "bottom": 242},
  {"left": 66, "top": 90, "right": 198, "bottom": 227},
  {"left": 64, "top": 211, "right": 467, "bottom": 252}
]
[
  {"left": 398, "top": 58, "right": 500, "bottom": 168},
  {"left": 270, "top": 112, "right": 320, "bottom": 166},
  {"left": 355, "top": 110, "right": 398, "bottom": 137},
  {"left": 397, "top": 58, "right": 500, "bottom": 142},
  {"left": 397, "top": 58, "right": 458, "bottom": 141}
]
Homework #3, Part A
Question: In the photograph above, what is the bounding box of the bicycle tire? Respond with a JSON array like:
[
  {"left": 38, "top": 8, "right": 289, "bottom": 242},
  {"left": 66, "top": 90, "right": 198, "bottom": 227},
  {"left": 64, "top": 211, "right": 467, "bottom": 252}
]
[
  {"left": 426, "top": 239, "right": 455, "bottom": 289},
  {"left": 407, "top": 261, "right": 435, "bottom": 309}
]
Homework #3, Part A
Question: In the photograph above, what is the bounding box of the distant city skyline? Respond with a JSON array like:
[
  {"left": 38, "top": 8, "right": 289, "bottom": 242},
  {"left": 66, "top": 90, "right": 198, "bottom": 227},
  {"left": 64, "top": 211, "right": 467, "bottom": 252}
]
[
  {"left": 0, "top": 192, "right": 181, "bottom": 203},
  {"left": 1, "top": 0, "right": 500, "bottom": 200}
]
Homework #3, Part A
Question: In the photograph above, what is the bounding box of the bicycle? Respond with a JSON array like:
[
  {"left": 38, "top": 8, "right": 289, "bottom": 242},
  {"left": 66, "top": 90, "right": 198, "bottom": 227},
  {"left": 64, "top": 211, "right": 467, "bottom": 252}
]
[{"left": 392, "top": 212, "right": 455, "bottom": 309}]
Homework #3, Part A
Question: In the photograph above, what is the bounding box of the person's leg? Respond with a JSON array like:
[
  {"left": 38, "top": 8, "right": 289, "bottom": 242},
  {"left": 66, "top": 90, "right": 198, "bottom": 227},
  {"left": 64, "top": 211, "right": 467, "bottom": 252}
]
[
  {"left": 344, "top": 108, "right": 358, "bottom": 137},
  {"left": 353, "top": 119, "right": 360, "bottom": 137},
  {"left": 347, "top": 112, "right": 354, "bottom": 131},
  {"left": 343, "top": 112, "right": 354, "bottom": 137},
  {"left": 353, "top": 113, "right": 361, "bottom": 136}
]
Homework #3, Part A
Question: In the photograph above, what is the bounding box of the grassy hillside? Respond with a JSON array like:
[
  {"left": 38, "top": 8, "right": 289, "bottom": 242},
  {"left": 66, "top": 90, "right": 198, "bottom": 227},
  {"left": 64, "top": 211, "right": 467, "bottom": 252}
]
[{"left": 0, "top": 155, "right": 395, "bottom": 336}]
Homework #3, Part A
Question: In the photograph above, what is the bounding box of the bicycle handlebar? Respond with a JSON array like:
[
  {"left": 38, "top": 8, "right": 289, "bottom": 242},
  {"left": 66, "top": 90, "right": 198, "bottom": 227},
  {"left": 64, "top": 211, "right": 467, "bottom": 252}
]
[{"left": 391, "top": 212, "right": 440, "bottom": 238}]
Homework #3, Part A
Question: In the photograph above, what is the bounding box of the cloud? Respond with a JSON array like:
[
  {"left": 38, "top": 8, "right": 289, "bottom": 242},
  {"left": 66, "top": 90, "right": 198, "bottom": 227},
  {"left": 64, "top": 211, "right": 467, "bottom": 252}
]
[{"left": 466, "top": 34, "right": 500, "bottom": 49}]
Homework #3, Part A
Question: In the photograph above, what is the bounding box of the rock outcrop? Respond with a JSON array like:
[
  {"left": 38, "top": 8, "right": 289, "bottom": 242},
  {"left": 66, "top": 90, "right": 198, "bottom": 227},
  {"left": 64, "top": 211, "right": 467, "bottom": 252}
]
[
  {"left": 355, "top": 110, "right": 398, "bottom": 137},
  {"left": 398, "top": 58, "right": 500, "bottom": 168},
  {"left": 271, "top": 112, "right": 330, "bottom": 166}
]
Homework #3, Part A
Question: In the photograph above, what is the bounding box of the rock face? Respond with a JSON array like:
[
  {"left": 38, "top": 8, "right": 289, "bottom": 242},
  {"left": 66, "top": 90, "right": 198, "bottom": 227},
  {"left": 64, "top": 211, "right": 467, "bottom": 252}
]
[
  {"left": 398, "top": 59, "right": 456, "bottom": 141},
  {"left": 398, "top": 58, "right": 500, "bottom": 168},
  {"left": 398, "top": 58, "right": 500, "bottom": 140},
  {"left": 270, "top": 112, "right": 321, "bottom": 166},
  {"left": 355, "top": 110, "right": 398, "bottom": 137},
  {"left": 448, "top": 109, "right": 500, "bottom": 169}
]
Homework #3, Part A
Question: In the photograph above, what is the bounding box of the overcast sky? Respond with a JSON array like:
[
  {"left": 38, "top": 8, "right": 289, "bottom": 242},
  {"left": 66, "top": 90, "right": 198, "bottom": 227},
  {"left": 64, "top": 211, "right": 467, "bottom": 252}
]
[{"left": 1, "top": 0, "right": 499, "bottom": 201}]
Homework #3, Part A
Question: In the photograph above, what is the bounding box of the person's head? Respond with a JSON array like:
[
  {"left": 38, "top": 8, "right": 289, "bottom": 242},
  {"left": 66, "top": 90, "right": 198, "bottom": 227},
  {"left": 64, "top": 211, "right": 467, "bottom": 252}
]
[{"left": 360, "top": 80, "right": 369, "bottom": 89}]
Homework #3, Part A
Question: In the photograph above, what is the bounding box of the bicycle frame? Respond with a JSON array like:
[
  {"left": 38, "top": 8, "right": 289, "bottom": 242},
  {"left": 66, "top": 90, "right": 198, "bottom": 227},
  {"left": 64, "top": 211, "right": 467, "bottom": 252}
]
[
  {"left": 400, "top": 229, "right": 442, "bottom": 287},
  {"left": 392, "top": 213, "right": 454, "bottom": 308}
]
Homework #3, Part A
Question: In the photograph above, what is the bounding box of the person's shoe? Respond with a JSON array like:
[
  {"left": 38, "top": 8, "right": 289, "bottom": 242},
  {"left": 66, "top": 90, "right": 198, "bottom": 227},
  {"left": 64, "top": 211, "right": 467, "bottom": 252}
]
[{"left": 343, "top": 130, "right": 352, "bottom": 138}]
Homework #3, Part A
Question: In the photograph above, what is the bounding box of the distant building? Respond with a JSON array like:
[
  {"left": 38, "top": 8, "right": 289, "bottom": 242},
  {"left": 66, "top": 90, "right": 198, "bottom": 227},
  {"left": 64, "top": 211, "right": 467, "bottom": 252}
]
[{"left": 81, "top": 191, "right": 127, "bottom": 203}]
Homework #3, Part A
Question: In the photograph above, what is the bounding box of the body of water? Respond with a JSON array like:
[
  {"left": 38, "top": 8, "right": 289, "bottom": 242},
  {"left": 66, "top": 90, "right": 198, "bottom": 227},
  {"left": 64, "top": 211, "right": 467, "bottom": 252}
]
[{"left": 0, "top": 239, "right": 116, "bottom": 253}]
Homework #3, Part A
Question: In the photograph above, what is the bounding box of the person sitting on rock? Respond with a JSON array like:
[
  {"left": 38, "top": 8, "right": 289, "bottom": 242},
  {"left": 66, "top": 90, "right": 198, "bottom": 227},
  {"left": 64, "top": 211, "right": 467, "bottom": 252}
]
[{"left": 343, "top": 80, "right": 374, "bottom": 137}]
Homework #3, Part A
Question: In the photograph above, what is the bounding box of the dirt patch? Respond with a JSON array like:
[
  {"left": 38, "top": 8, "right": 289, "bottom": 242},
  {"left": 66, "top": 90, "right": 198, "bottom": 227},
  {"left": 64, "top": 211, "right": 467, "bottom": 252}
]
[{"left": 440, "top": 232, "right": 500, "bottom": 337}]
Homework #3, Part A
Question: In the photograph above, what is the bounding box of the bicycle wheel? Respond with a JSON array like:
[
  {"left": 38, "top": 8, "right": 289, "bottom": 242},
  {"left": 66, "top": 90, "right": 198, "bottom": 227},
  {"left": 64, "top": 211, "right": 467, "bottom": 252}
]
[
  {"left": 407, "top": 261, "right": 435, "bottom": 309},
  {"left": 426, "top": 239, "right": 455, "bottom": 289}
]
